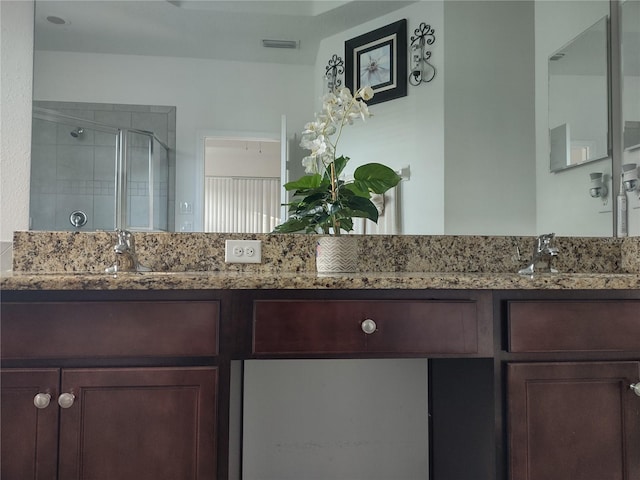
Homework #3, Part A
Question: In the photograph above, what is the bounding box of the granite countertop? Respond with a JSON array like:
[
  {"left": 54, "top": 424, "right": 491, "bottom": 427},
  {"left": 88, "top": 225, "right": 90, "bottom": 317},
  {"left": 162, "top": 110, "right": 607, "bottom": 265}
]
[
  {"left": 2, "top": 270, "right": 640, "bottom": 291},
  {"left": 4, "top": 232, "right": 640, "bottom": 291}
]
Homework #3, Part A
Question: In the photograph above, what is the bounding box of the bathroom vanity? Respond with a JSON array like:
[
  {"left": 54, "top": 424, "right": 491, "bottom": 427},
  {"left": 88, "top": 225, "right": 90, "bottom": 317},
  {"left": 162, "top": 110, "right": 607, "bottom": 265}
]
[
  {"left": 2, "top": 230, "right": 639, "bottom": 479},
  {"left": 2, "top": 272, "right": 639, "bottom": 480}
]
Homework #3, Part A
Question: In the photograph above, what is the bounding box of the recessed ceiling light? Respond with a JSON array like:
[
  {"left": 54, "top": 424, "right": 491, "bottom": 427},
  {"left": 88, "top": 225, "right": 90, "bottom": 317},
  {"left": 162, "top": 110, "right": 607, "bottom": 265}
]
[
  {"left": 46, "top": 15, "right": 67, "bottom": 25},
  {"left": 262, "top": 39, "right": 298, "bottom": 49}
]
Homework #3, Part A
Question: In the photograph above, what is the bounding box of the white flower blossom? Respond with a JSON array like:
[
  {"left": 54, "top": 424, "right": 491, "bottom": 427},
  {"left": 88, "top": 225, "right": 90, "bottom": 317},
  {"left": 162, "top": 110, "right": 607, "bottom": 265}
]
[
  {"left": 305, "top": 136, "right": 328, "bottom": 156},
  {"left": 356, "top": 85, "right": 374, "bottom": 101},
  {"left": 300, "top": 86, "right": 374, "bottom": 174},
  {"left": 357, "top": 101, "right": 371, "bottom": 120},
  {"left": 302, "top": 120, "right": 326, "bottom": 136},
  {"left": 302, "top": 156, "right": 318, "bottom": 174},
  {"left": 338, "top": 87, "right": 353, "bottom": 104}
]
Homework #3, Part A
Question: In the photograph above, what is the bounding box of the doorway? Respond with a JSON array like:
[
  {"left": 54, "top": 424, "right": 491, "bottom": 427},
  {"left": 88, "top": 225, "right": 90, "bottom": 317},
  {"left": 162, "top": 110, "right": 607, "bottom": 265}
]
[{"left": 203, "top": 137, "right": 281, "bottom": 233}]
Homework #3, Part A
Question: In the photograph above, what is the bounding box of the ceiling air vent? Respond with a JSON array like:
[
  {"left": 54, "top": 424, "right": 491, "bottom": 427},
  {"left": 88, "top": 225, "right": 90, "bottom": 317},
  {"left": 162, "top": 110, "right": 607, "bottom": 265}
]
[{"left": 262, "top": 39, "right": 298, "bottom": 49}]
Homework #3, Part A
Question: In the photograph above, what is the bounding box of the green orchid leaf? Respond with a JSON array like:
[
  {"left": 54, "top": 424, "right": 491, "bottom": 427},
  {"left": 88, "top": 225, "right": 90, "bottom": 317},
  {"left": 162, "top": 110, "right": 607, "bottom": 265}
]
[
  {"left": 272, "top": 217, "right": 312, "bottom": 233},
  {"left": 327, "top": 202, "right": 342, "bottom": 216},
  {"left": 290, "top": 205, "right": 325, "bottom": 221},
  {"left": 342, "top": 183, "right": 369, "bottom": 198},
  {"left": 333, "top": 155, "right": 349, "bottom": 177},
  {"left": 336, "top": 217, "right": 354, "bottom": 233},
  {"left": 341, "top": 196, "right": 380, "bottom": 222},
  {"left": 284, "top": 174, "right": 323, "bottom": 191},
  {"left": 322, "top": 155, "right": 349, "bottom": 183},
  {"left": 297, "top": 191, "right": 328, "bottom": 206},
  {"left": 353, "top": 163, "right": 402, "bottom": 194}
]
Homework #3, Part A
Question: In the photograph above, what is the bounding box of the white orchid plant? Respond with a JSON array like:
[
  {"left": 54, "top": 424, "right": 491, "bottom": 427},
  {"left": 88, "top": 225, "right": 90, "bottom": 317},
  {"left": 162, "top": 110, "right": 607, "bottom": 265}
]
[{"left": 274, "top": 86, "right": 401, "bottom": 235}]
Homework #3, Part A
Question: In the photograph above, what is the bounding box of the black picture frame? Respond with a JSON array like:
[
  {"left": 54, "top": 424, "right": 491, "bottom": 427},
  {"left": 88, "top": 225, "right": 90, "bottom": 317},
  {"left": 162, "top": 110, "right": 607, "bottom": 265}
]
[{"left": 345, "top": 19, "right": 407, "bottom": 106}]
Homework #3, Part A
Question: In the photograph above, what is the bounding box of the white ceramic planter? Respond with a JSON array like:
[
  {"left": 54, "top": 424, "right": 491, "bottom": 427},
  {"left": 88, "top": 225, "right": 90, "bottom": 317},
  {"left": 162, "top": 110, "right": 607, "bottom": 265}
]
[{"left": 315, "top": 236, "right": 358, "bottom": 273}]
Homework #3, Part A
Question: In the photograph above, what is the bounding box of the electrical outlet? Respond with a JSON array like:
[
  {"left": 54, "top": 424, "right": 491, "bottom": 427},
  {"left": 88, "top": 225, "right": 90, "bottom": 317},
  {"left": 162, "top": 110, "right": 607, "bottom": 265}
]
[{"left": 225, "top": 240, "right": 262, "bottom": 263}]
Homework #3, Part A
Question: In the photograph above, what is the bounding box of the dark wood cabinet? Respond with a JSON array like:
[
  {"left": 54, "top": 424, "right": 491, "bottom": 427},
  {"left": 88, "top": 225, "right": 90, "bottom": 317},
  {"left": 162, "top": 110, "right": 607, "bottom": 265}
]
[
  {"left": 506, "top": 297, "right": 640, "bottom": 480},
  {"left": 57, "top": 366, "right": 217, "bottom": 480},
  {"left": 1, "top": 301, "right": 219, "bottom": 359},
  {"left": 3, "top": 289, "right": 639, "bottom": 480},
  {"left": 1, "top": 366, "right": 217, "bottom": 480},
  {"left": 508, "top": 361, "right": 640, "bottom": 480},
  {"left": 508, "top": 300, "right": 640, "bottom": 352},
  {"left": 1, "top": 300, "right": 220, "bottom": 480},
  {"left": 1, "top": 368, "right": 59, "bottom": 480}
]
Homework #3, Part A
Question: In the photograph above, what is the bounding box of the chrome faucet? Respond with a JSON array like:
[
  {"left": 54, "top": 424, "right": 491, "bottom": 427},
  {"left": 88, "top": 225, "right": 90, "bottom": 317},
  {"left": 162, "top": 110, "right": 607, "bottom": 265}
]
[
  {"left": 518, "top": 233, "right": 559, "bottom": 275},
  {"left": 105, "top": 229, "right": 150, "bottom": 273}
]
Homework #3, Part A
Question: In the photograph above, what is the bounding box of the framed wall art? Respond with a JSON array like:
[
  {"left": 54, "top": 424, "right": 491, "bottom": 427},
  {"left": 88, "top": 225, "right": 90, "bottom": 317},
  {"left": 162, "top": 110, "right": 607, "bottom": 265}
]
[{"left": 345, "top": 19, "right": 407, "bottom": 106}]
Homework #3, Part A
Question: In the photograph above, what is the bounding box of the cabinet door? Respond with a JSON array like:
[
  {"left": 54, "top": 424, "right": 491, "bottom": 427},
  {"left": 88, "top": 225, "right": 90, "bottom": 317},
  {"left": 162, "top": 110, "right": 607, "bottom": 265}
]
[
  {"left": 1, "top": 369, "right": 59, "bottom": 480},
  {"left": 57, "top": 367, "right": 217, "bottom": 480},
  {"left": 508, "top": 362, "right": 640, "bottom": 480}
]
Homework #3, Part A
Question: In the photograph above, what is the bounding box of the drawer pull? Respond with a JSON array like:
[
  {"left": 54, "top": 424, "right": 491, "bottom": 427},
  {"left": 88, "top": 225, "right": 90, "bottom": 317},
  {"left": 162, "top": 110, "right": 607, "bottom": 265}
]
[
  {"left": 631, "top": 383, "right": 640, "bottom": 397},
  {"left": 58, "top": 392, "right": 75, "bottom": 409},
  {"left": 33, "top": 393, "right": 51, "bottom": 409},
  {"left": 361, "top": 319, "right": 377, "bottom": 335}
]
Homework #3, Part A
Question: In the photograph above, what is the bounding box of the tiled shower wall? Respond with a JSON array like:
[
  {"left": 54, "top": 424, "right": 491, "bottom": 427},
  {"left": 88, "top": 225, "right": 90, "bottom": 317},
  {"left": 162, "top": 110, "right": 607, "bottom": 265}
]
[{"left": 30, "top": 101, "right": 176, "bottom": 231}]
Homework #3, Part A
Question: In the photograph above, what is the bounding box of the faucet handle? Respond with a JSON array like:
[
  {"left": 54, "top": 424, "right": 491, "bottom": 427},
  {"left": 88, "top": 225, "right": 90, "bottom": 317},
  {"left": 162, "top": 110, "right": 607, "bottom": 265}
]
[
  {"left": 115, "top": 229, "right": 133, "bottom": 244},
  {"left": 536, "top": 232, "right": 556, "bottom": 252},
  {"left": 539, "top": 232, "right": 555, "bottom": 243}
]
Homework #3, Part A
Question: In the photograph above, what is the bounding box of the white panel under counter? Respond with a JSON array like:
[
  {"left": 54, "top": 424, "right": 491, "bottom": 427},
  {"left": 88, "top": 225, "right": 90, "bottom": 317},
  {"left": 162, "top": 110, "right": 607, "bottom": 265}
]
[{"left": 242, "top": 358, "right": 429, "bottom": 480}]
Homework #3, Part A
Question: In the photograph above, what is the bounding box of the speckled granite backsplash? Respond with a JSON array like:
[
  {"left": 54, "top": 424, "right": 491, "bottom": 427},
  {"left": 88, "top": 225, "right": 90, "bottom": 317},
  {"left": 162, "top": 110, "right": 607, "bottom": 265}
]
[{"left": 10, "top": 231, "right": 640, "bottom": 274}]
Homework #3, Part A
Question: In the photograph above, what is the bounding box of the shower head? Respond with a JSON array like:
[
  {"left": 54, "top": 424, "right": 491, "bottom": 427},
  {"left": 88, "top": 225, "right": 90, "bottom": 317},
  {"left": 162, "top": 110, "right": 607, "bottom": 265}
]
[{"left": 70, "top": 127, "right": 84, "bottom": 138}]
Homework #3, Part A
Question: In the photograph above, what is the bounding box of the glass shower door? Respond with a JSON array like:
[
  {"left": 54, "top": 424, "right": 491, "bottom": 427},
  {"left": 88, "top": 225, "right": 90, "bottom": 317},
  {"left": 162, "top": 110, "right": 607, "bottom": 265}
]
[
  {"left": 30, "top": 112, "right": 118, "bottom": 231},
  {"left": 118, "top": 129, "right": 169, "bottom": 231}
]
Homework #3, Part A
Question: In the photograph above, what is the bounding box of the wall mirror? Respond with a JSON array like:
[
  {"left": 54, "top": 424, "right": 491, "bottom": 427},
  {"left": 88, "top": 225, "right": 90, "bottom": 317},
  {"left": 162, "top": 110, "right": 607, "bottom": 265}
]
[
  {"left": 548, "top": 16, "right": 609, "bottom": 172},
  {"left": 621, "top": 0, "right": 640, "bottom": 235},
  {"left": 30, "top": 0, "right": 622, "bottom": 237}
]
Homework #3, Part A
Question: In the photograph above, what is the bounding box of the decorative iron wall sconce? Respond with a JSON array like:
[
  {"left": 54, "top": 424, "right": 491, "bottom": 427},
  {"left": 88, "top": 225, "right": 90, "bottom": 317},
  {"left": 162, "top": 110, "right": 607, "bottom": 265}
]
[
  {"left": 325, "top": 54, "right": 344, "bottom": 92},
  {"left": 409, "top": 22, "right": 436, "bottom": 86}
]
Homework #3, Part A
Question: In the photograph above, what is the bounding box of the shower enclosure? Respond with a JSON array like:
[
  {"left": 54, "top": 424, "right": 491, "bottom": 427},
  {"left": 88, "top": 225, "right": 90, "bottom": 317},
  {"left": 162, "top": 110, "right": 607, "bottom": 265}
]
[{"left": 30, "top": 107, "right": 170, "bottom": 232}]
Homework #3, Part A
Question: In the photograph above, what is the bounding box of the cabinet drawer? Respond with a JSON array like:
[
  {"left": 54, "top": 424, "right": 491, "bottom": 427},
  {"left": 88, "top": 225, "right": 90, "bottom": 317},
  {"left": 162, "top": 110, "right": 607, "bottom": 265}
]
[
  {"left": 508, "top": 300, "right": 640, "bottom": 352},
  {"left": 1, "top": 301, "right": 219, "bottom": 359},
  {"left": 253, "top": 300, "right": 480, "bottom": 355}
]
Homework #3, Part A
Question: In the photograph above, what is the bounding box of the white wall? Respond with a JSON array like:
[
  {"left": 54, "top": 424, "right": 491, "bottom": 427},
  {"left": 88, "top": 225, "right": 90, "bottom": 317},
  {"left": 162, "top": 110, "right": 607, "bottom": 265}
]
[
  {"left": 0, "top": 0, "right": 34, "bottom": 270},
  {"left": 34, "top": 51, "right": 314, "bottom": 231},
  {"left": 535, "top": 0, "right": 612, "bottom": 236},
  {"left": 444, "top": 1, "right": 537, "bottom": 235},
  {"left": 316, "top": 2, "right": 445, "bottom": 235}
]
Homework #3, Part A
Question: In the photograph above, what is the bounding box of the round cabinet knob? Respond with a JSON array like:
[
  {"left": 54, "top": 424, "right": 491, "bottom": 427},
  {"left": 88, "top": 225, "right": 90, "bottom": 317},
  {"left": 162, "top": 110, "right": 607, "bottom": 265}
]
[
  {"left": 33, "top": 393, "right": 51, "bottom": 409},
  {"left": 631, "top": 383, "right": 640, "bottom": 397},
  {"left": 361, "top": 318, "right": 377, "bottom": 335},
  {"left": 58, "top": 392, "right": 75, "bottom": 409}
]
